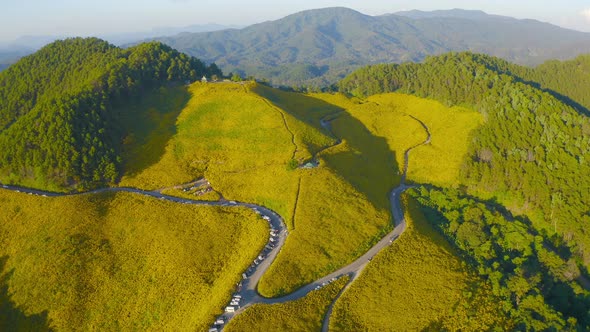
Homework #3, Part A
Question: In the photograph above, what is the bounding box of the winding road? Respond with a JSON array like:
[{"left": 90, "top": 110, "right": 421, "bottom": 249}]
[{"left": 0, "top": 113, "right": 432, "bottom": 332}]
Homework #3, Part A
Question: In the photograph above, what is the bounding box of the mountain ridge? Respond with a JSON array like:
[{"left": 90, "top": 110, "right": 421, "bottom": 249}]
[{"left": 148, "top": 7, "right": 590, "bottom": 87}]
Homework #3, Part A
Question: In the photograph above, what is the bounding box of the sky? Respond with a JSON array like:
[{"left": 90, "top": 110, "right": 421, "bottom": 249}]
[{"left": 2, "top": 0, "right": 590, "bottom": 42}]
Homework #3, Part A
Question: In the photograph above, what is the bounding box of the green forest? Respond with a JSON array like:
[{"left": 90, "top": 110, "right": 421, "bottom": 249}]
[
  {"left": 410, "top": 187, "right": 589, "bottom": 330},
  {"left": 0, "top": 38, "right": 221, "bottom": 191}
]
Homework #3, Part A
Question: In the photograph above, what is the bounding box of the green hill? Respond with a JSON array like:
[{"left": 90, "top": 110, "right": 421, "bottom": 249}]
[{"left": 0, "top": 38, "right": 221, "bottom": 191}]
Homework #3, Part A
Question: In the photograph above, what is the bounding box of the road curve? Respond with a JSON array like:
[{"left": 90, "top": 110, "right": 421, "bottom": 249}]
[
  {"left": 0, "top": 113, "right": 432, "bottom": 332},
  {"left": 0, "top": 183, "right": 290, "bottom": 331},
  {"left": 319, "top": 114, "right": 431, "bottom": 331}
]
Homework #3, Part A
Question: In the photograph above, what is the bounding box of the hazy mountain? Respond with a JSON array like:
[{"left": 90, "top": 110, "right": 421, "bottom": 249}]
[
  {"left": 0, "top": 23, "right": 239, "bottom": 71},
  {"left": 100, "top": 23, "right": 242, "bottom": 45},
  {"left": 393, "top": 8, "right": 500, "bottom": 20},
  {"left": 0, "top": 48, "right": 33, "bottom": 72},
  {"left": 150, "top": 7, "right": 590, "bottom": 87}
]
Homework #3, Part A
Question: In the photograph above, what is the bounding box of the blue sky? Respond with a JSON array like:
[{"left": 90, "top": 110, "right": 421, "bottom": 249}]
[{"left": 2, "top": 0, "right": 590, "bottom": 42}]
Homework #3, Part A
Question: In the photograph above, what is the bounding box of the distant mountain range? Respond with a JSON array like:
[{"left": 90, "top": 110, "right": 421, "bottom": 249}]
[
  {"left": 148, "top": 7, "right": 590, "bottom": 87},
  {"left": 4, "top": 8, "right": 590, "bottom": 87},
  {"left": 0, "top": 23, "right": 240, "bottom": 71}
]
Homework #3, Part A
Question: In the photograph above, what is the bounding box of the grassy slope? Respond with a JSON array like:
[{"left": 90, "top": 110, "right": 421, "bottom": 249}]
[
  {"left": 330, "top": 195, "right": 510, "bottom": 331},
  {"left": 103, "top": 83, "right": 483, "bottom": 305},
  {"left": 259, "top": 164, "right": 392, "bottom": 296},
  {"left": 226, "top": 277, "right": 349, "bottom": 332},
  {"left": 346, "top": 93, "right": 482, "bottom": 187},
  {"left": 119, "top": 82, "right": 299, "bottom": 218},
  {"left": 117, "top": 85, "right": 191, "bottom": 181},
  {"left": 251, "top": 84, "right": 337, "bottom": 161},
  {"left": 0, "top": 189, "right": 266, "bottom": 331},
  {"left": 118, "top": 82, "right": 395, "bottom": 297},
  {"left": 258, "top": 90, "right": 396, "bottom": 296}
]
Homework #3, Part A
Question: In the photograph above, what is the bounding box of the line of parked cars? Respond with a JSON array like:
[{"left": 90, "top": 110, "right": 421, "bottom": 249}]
[
  {"left": 211, "top": 212, "right": 282, "bottom": 331},
  {"left": 209, "top": 315, "right": 227, "bottom": 332},
  {"left": 314, "top": 277, "right": 338, "bottom": 291}
]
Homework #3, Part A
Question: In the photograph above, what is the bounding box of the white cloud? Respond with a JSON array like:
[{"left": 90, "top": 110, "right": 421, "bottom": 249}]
[{"left": 582, "top": 8, "right": 590, "bottom": 21}]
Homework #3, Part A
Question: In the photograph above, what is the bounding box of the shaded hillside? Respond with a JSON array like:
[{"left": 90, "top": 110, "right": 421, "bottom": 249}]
[
  {"left": 150, "top": 7, "right": 590, "bottom": 87},
  {"left": 339, "top": 52, "right": 590, "bottom": 275},
  {"left": 0, "top": 37, "right": 221, "bottom": 191}
]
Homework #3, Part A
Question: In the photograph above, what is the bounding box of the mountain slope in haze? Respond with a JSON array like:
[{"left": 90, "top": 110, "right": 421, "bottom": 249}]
[
  {"left": 0, "top": 24, "right": 240, "bottom": 72},
  {"left": 150, "top": 7, "right": 590, "bottom": 87},
  {"left": 0, "top": 37, "right": 221, "bottom": 191}
]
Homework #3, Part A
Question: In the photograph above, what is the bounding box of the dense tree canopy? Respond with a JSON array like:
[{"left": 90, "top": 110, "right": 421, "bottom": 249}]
[
  {"left": 476, "top": 54, "right": 590, "bottom": 114},
  {"left": 410, "top": 187, "right": 590, "bottom": 330},
  {"left": 0, "top": 38, "right": 221, "bottom": 191}
]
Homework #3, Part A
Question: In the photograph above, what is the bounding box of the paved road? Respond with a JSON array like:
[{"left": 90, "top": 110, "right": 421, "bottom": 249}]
[
  {"left": 0, "top": 114, "right": 432, "bottom": 332},
  {"left": 319, "top": 115, "right": 431, "bottom": 331},
  {"left": 229, "top": 114, "right": 431, "bottom": 331}
]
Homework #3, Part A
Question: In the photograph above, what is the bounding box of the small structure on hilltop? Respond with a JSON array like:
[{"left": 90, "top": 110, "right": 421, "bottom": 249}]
[
  {"left": 201, "top": 76, "right": 208, "bottom": 83},
  {"left": 301, "top": 160, "right": 319, "bottom": 169}
]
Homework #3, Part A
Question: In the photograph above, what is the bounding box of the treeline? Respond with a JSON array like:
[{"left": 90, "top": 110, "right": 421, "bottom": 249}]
[
  {"left": 410, "top": 187, "right": 590, "bottom": 330},
  {"left": 466, "top": 54, "right": 590, "bottom": 114},
  {"left": 0, "top": 38, "right": 222, "bottom": 191},
  {"left": 521, "top": 55, "right": 590, "bottom": 113},
  {"left": 339, "top": 52, "right": 590, "bottom": 269}
]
